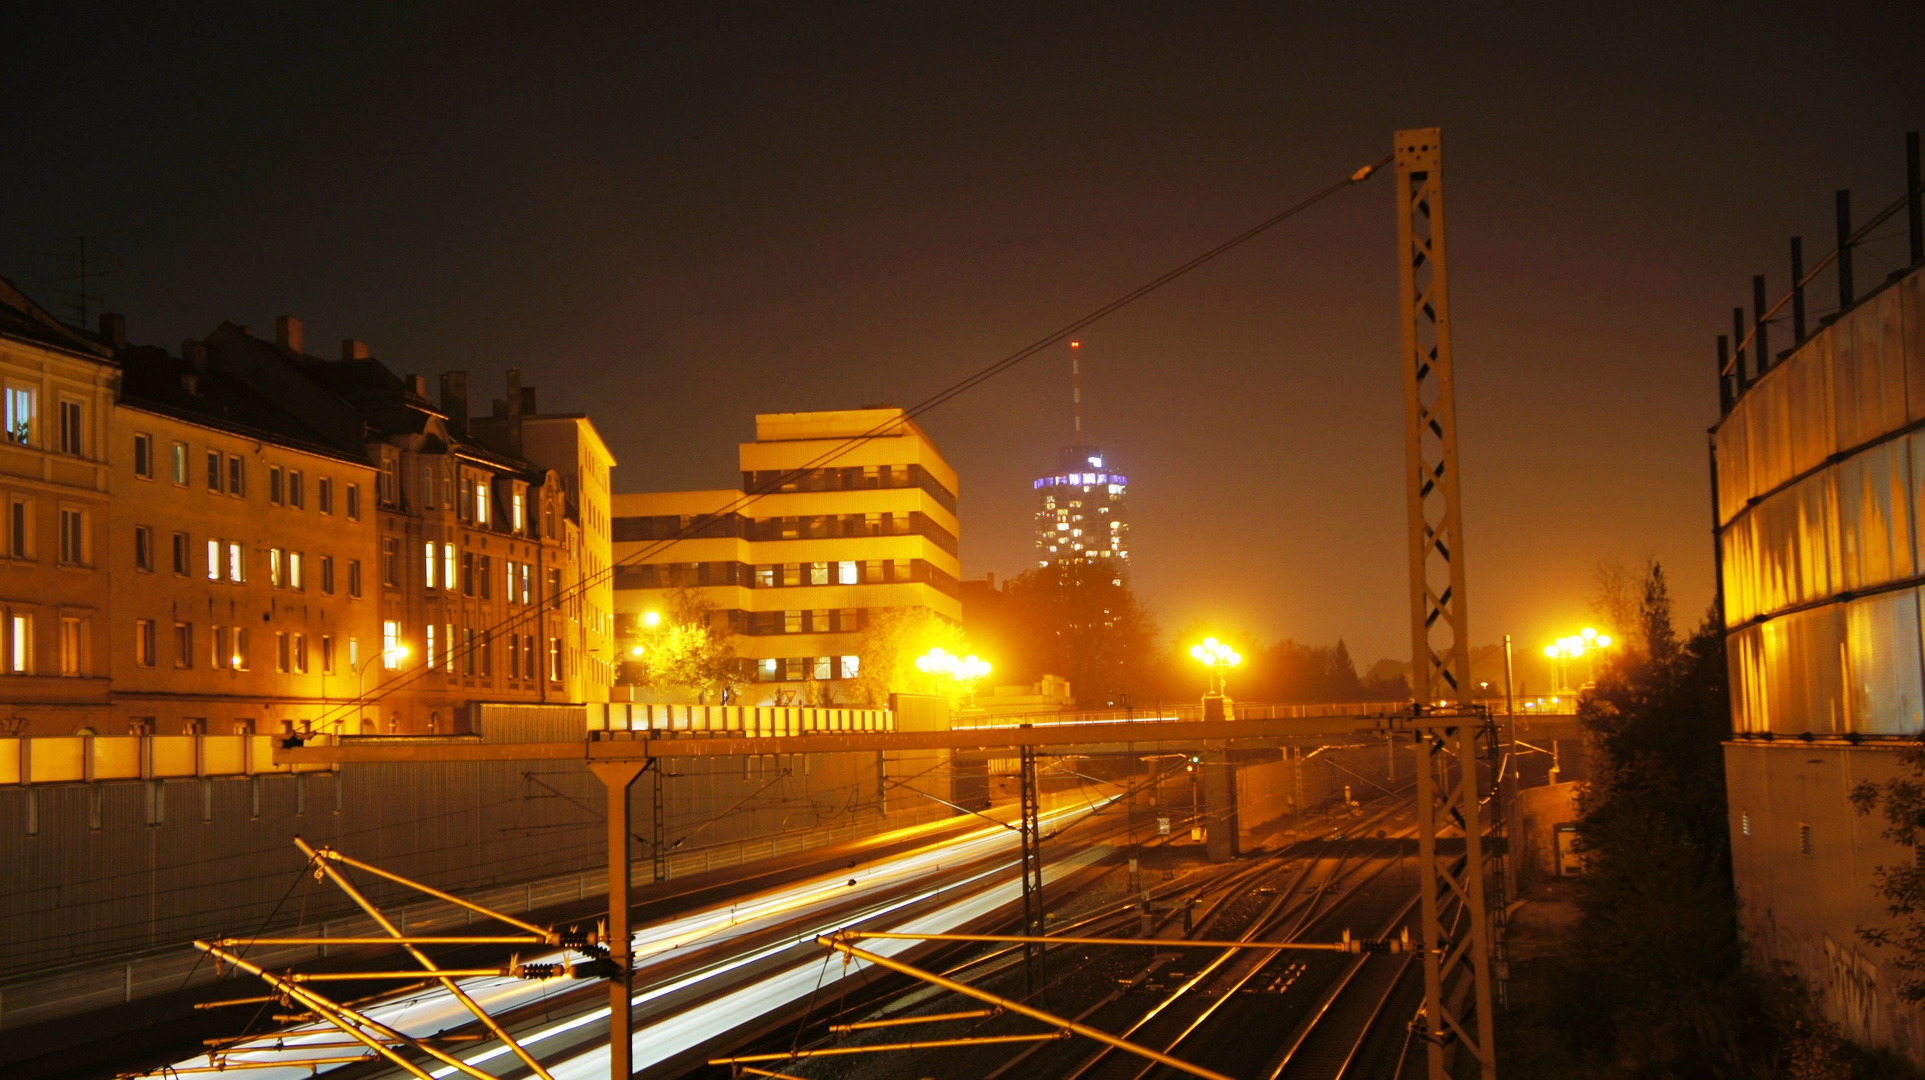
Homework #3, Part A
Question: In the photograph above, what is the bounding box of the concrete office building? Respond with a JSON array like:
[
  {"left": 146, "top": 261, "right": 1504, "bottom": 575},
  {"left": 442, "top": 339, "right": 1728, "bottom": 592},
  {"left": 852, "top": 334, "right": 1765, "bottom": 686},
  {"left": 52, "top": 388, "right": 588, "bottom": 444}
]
[
  {"left": 612, "top": 408, "right": 960, "bottom": 704},
  {"left": 1714, "top": 152, "right": 1925, "bottom": 1056}
]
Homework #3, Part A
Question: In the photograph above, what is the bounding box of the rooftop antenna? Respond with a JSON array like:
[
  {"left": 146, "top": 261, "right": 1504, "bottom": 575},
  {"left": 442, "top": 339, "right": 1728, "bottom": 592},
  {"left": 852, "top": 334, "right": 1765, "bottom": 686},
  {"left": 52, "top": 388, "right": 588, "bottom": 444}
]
[
  {"left": 32, "top": 236, "right": 119, "bottom": 328},
  {"left": 1070, "top": 340, "right": 1083, "bottom": 445}
]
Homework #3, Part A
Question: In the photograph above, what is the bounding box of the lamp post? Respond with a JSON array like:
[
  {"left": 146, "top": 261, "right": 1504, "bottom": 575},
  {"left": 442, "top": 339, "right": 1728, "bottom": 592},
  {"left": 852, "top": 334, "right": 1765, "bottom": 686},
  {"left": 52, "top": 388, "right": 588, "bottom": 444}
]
[
  {"left": 915, "top": 646, "right": 991, "bottom": 707},
  {"left": 1543, "top": 628, "right": 1611, "bottom": 693},
  {"left": 1188, "top": 638, "right": 1241, "bottom": 722}
]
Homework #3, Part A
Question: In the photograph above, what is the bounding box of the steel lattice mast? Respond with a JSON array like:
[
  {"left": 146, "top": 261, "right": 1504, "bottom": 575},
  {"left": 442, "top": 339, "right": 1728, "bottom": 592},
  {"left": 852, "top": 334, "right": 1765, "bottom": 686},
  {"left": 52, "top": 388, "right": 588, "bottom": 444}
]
[{"left": 1394, "top": 126, "right": 1498, "bottom": 1080}]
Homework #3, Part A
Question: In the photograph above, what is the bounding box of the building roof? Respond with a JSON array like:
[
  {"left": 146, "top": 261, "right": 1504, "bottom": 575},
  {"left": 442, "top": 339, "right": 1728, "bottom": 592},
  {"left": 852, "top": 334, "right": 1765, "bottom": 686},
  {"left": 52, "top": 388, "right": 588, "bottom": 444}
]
[{"left": 0, "top": 275, "right": 115, "bottom": 361}]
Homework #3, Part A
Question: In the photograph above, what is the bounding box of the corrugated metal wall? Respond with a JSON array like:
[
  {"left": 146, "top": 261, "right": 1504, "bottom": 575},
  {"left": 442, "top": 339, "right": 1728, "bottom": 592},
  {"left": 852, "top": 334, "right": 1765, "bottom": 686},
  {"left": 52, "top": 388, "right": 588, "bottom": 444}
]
[{"left": 0, "top": 747, "right": 912, "bottom": 981}]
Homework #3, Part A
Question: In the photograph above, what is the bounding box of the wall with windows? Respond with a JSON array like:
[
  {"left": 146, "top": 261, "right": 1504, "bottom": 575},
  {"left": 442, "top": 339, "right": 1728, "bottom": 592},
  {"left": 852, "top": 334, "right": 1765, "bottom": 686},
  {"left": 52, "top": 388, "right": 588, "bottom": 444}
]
[
  {"left": 611, "top": 409, "right": 962, "bottom": 704},
  {"left": 0, "top": 306, "right": 114, "bottom": 732},
  {"left": 1717, "top": 268, "right": 1925, "bottom": 736},
  {"left": 109, "top": 406, "right": 380, "bottom": 735}
]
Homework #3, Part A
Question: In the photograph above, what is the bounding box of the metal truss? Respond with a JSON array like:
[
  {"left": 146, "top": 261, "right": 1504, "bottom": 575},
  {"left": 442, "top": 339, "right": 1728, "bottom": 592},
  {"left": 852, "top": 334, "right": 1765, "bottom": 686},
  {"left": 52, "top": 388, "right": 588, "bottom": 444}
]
[
  {"left": 1404, "top": 712, "right": 1498, "bottom": 1080},
  {"left": 1018, "top": 743, "right": 1046, "bottom": 991},
  {"left": 1396, "top": 127, "right": 1495, "bottom": 1080},
  {"left": 1395, "top": 126, "right": 1473, "bottom": 708},
  {"left": 119, "top": 838, "right": 615, "bottom": 1080}
]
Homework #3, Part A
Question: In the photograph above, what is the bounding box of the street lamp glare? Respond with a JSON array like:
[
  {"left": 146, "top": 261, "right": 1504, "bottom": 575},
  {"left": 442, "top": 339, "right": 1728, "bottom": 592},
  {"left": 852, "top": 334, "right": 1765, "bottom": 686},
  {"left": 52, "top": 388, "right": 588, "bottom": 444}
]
[
  {"left": 1595, "top": 634, "right": 1612, "bottom": 648},
  {"left": 643, "top": 611, "right": 661, "bottom": 627},
  {"left": 1543, "top": 645, "right": 1559, "bottom": 658},
  {"left": 390, "top": 645, "right": 409, "bottom": 662},
  {"left": 1190, "top": 644, "right": 1207, "bottom": 660},
  {"left": 629, "top": 645, "right": 645, "bottom": 657},
  {"left": 1581, "top": 627, "right": 1597, "bottom": 640}
]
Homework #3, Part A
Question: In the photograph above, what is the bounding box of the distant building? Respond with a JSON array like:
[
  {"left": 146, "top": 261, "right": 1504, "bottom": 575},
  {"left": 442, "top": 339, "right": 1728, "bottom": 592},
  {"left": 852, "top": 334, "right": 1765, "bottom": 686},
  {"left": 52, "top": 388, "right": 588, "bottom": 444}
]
[
  {"left": 1713, "top": 146, "right": 1925, "bottom": 1057},
  {"left": 611, "top": 408, "right": 960, "bottom": 704},
  {"left": 1034, "top": 444, "right": 1129, "bottom": 579}
]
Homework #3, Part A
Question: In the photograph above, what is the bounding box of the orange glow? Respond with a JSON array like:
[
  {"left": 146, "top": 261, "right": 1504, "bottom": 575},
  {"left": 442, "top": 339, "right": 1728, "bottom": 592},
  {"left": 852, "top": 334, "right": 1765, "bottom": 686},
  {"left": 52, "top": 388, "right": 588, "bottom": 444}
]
[{"left": 1069, "top": 341, "right": 1081, "bottom": 347}]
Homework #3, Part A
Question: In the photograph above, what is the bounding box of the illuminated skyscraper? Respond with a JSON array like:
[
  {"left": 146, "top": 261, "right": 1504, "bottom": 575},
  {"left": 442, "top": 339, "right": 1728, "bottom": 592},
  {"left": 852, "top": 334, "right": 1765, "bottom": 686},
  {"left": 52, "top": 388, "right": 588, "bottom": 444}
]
[
  {"left": 1034, "top": 342, "right": 1129, "bottom": 579},
  {"left": 1034, "top": 444, "right": 1129, "bottom": 579}
]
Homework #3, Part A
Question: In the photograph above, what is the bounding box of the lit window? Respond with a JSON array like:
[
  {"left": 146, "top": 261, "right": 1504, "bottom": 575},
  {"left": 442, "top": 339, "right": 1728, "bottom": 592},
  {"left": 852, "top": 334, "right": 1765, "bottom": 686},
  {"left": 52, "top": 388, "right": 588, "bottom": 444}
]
[
  {"left": 426, "top": 623, "right": 436, "bottom": 670},
  {"left": 226, "top": 542, "right": 243, "bottom": 582},
  {"left": 442, "top": 544, "right": 456, "bottom": 593},
  {"left": 512, "top": 490, "right": 525, "bottom": 533},
  {"left": 382, "top": 620, "right": 400, "bottom": 668},
  {"left": 288, "top": 551, "right": 304, "bottom": 591},
  {"left": 8, "top": 613, "right": 28, "bottom": 672},
  {"left": 206, "top": 539, "right": 221, "bottom": 581},
  {"left": 474, "top": 481, "right": 489, "bottom": 525},
  {"left": 4, "top": 386, "right": 34, "bottom": 444},
  {"left": 838, "top": 560, "right": 857, "bottom": 585},
  {"left": 810, "top": 562, "right": 829, "bottom": 585},
  {"left": 841, "top": 655, "right": 860, "bottom": 680},
  {"left": 424, "top": 542, "right": 437, "bottom": 589},
  {"left": 269, "top": 547, "right": 284, "bottom": 588}
]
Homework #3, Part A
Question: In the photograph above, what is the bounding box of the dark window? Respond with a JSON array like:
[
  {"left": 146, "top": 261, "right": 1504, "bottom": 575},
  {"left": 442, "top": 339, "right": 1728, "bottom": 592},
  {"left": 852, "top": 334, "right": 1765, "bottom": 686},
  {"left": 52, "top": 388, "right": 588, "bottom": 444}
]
[
  {"left": 133, "top": 434, "right": 152, "bottom": 479},
  {"left": 206, "top": 450, "right": 222, "bottom": 491}
]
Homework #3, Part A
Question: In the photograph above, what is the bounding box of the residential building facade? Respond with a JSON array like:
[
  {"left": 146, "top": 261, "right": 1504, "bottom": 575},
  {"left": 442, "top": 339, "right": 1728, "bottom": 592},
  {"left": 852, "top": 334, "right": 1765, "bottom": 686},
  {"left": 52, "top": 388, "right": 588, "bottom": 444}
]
[
  {"left": 109, "top": 338, "right": 382, "bottom": 737},
  {"left": 612, "top": 408, "right": 960, "bottom": 704},
  {"left": 0, "top": 279, "right": 116, "bottom": 734}
]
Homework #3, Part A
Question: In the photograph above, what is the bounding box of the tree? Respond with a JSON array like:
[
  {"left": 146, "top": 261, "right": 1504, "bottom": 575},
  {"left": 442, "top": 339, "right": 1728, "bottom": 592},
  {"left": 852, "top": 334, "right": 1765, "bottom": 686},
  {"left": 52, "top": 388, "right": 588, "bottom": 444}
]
[
  {"left": 1000, "top": 562, "right": 1159, "bottom": 708},
  {"left": 1850, "top": 749, "right": 1925, "bottom": 1004},
  {"left": 628, "top": 588, "right": 744, "bottom": 703},
  {"left": 850, "top": 607, "right": 966, "bottom": 708}
]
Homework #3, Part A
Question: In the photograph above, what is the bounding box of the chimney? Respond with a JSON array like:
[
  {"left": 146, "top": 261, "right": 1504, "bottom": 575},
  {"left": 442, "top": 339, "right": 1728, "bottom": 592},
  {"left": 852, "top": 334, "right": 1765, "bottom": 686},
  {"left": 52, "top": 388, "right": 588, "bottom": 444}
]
[
  {"left": 408, "top": 374, "right": 428, "bottom": 398},
  {"left": 98, "top": 312, "right": 126, "bottom": 349},
  {"left": 519, "top": 385, "right": 537, "bottom": 415},
  {"left": 182, "top": 339, "right": 209, "bottom": 373},
  {"left": 439, "top": 371, "right": 470, "bottom": 436},
  {"left": 276, "top": 316, "right": 304, "bottom": 355},
  {"left": 341, "top": 338, "right": 371, "bottom": 362},
  {"left": 505, "top": 369, "right": 524, "bottom": 456}
]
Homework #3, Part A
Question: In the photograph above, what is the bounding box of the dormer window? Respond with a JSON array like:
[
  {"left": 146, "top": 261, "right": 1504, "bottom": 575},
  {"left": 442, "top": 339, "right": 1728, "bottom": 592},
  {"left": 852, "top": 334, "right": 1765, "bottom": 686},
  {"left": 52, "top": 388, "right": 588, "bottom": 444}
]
[
  {"left": 511, "top": 487, "right": 526, "bottom": 534},
  {"left": 474, "top": 480, "right": 490, "bottom": 526}
]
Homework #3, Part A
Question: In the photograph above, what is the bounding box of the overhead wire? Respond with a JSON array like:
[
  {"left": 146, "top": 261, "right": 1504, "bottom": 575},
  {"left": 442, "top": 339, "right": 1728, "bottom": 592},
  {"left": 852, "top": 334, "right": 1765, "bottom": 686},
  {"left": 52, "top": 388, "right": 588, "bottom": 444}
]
[{"left": 315, "top": 152, "right": 1394, "bottom": 728}]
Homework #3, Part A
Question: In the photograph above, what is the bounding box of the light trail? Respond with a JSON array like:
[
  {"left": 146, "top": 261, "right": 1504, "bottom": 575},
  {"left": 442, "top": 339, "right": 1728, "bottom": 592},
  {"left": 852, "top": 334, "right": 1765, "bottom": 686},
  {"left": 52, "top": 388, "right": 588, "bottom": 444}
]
[{"left": 157, "top": 797, "right": 1116, "bottom": 1079}]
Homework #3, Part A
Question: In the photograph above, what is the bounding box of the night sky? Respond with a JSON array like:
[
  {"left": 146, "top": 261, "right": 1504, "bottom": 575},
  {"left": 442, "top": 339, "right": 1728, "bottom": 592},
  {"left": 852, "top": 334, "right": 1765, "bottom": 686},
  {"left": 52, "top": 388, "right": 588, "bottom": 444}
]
[{"left": 5, "top": 5, "right": 1922, "bottom": 678}]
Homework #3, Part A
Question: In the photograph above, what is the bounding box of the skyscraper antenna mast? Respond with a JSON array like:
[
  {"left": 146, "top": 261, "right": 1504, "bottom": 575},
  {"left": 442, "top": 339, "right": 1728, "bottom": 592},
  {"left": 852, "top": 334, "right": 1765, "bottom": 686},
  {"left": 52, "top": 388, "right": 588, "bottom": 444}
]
[{"left": 1070, "top": 340, "right": 1083, "bottom": 445}]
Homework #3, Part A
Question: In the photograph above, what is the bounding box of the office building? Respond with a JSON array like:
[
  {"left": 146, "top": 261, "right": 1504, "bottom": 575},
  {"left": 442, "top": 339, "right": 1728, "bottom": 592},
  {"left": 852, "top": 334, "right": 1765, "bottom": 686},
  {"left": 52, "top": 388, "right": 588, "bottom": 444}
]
[{"left": 612, "top": 408, "right": 960, "bottom": 703}]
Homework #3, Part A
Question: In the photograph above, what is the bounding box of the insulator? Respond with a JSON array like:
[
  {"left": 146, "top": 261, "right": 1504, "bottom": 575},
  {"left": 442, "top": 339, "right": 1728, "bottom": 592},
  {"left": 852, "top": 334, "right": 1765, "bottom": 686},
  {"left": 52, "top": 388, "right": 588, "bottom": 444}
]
[
  {"left": 558, "top": 925, "right": 599, "bottom": 950},
  {"left": 515, "top": 963, "right": 564, "bottom": 980}
]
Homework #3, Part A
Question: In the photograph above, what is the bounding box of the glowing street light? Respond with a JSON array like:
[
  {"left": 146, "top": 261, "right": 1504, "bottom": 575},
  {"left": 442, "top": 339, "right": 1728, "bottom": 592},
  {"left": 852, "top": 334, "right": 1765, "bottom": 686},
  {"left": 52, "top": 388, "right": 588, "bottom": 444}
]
[
  {"left": 1545, "top": 628, "right": 1613, "bottom": 692},
  {"left": 915, "top": 646, "right": 991, "bottom": 706},
  {"left": 1188, "top": 637, "right": 1242, "bottom": 697}
]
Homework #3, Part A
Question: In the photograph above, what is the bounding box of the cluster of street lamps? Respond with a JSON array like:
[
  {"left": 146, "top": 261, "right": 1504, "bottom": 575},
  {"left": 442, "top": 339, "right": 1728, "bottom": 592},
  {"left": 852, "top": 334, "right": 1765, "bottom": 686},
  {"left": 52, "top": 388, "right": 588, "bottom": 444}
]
[
  {"left": 1544, "top": 627, "right": 1612, "bottom": 692},
  {"left": 1189, "top": 637, "right": 1242, "bottom": 696},
  {"left": 915, "top": 646, "right": 992, "bottom": 682}
]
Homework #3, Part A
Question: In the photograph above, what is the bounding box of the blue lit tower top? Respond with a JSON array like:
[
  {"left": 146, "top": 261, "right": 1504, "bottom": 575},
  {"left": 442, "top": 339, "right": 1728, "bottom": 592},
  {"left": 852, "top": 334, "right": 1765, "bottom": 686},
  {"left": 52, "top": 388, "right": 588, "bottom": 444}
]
[
  {"left": 1034, "top": 446, "right": 1130, "bottom": 579},
  {"left": 1035, "top": 341, "right": 1129, "bottom": 580}
]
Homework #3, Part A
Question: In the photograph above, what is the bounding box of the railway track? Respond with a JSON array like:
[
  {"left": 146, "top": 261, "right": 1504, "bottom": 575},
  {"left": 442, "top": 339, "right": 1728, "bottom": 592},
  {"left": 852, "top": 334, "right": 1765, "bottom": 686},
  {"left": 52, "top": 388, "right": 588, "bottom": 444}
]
[{"left": 730, "top": 788, "right": 1428, "bottom": 1080}]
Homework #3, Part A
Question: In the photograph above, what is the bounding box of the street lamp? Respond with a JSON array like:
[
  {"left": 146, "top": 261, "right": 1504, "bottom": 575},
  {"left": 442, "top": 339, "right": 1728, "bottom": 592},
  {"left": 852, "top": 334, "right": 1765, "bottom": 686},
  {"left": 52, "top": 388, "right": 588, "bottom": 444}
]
[
  {"left": 915, "top": 646, "right": 991, "bottom": 706},
  {"left": 1543, "top": 628, "right": 1612, "bottom": 692},
  {"left": 1188, "top": 637, "right": 1242, "bottom": 697}
]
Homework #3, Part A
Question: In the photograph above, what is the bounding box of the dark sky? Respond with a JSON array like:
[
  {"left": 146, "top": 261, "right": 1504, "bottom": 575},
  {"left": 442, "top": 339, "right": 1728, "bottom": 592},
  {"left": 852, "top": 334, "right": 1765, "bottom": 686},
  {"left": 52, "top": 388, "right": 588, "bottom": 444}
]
[{"left": 5, "top": 4, "right": 1922, "bottom": 679}]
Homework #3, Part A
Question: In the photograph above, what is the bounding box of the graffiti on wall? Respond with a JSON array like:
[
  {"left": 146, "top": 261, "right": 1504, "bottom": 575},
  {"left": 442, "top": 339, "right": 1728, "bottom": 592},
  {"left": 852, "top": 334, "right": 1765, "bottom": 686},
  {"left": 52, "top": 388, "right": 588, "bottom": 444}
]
[{"left": 1824, "top": 933, "right": 1880, "bottom": 1042}]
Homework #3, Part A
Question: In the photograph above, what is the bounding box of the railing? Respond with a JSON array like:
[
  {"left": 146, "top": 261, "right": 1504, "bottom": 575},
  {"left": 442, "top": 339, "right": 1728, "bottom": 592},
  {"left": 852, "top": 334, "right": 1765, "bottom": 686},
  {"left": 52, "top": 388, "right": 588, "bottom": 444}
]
[
  {"left": 589, "top": 702, "right": 893, "bottom": 738},
  {"left": 951, "top": 700, "right": 1413, "bottom": 729},
  {"left": 0, "top": 734, "right": 335, "bottom": 785}
]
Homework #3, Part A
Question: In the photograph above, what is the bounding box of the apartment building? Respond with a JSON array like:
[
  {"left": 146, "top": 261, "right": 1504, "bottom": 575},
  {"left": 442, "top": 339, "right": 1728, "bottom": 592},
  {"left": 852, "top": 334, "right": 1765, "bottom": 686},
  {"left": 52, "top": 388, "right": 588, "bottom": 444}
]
[
  {"left": 0, "top": 278, "right": 115, "bottom": 734},
  {"left": 611, "top": 408, "right": 960, "bottom": 704},
  {"left": 201, "top": 322, "right": 614, "bottom": 732},
  {"left": 108, "top": 339, "right": 383, "bottom": 736}
]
